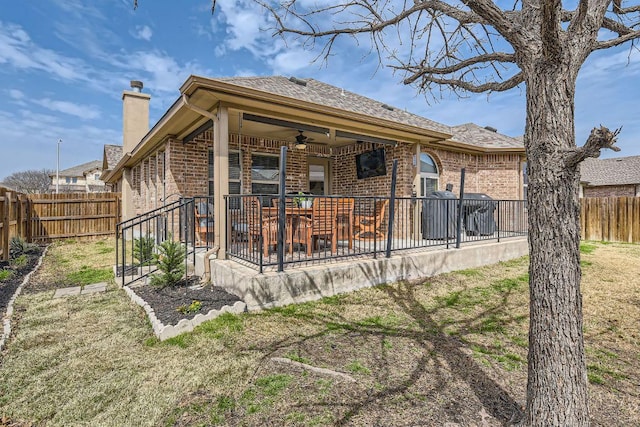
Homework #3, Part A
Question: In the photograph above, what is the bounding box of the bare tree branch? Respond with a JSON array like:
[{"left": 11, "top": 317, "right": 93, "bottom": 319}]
[
  {"left": 595, "top": 30, "right": 640, "bottom": 49},
  {"left": 564, "top": 126, "right": 622, "bottom": 168},
  {"left": 401, "top": 52, "right": 516, "bottom": 83},
  {"left": 414, "top": 71, "right": 524, "bottom": 93}
]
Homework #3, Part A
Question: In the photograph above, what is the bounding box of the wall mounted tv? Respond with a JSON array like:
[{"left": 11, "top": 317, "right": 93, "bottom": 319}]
[{"left": 356, "top": 148, "right": 387, "bottom": 179}]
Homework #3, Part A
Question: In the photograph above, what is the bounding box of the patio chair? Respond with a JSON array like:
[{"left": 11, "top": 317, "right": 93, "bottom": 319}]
[
  {"left": 354, "top": 199, "right": 388, "bottom": 240},
  {"left": 336, "top": 197, "right": 355, "bottom": 249},
  {"left": 243, "top": 197, "right": 279, "bottom": 258},
  {"left": 195, "top": 201, "right": 214, "bottom": 245},
  {"left": 293, "top": 197, "right": 338, "bottom": 256}
]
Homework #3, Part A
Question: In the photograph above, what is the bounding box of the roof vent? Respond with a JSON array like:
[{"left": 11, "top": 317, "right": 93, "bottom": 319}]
[
  {"left": 130, "top": 80, "right": 144, "bottom": 93},
  {"left": 484, "top": 126, "right": 498, "bottom": 132},
  {"left": 289, "top": 77, "right": 307, "bottom": 87},
  {"left": 381, "top": 104, "right": 394, "bottom": 111}
]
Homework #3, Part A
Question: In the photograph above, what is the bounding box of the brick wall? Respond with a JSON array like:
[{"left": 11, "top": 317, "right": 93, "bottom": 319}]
[
  {"left": 583, "top": 185, "right": 636, "bottom": 198},
  {"left": 128, "top": 130, "right": 524, "bottom": 214}
]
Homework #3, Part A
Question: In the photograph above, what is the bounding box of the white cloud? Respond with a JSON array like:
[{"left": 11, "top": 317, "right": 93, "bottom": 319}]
[
  {"left": 134, "top": 25, "right": 153, "bottom": 41},
  {"left": 34, "top": 98, "right": 101, "bottom": 120},
  {"left": 9, "top": 89, "right": 24, "bottom": 100},
  {"left": 0, "top": 21, "right": 92, "bottom": 83}
]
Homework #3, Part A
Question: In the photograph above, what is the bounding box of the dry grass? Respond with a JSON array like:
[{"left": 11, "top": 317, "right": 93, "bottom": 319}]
[{"left": 0, "top": 239, "right": 638, "bottom": 426}]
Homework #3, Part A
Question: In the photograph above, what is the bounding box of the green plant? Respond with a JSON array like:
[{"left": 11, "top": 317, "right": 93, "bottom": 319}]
[
  {"left": 0, "top": 269, "right": 14, "bottom": 282},
  {"left": 177, "top": 300, "right": 202, "bottom": 314},
  {"left": 133, "top": 236, "right": 155, "bottom": 266},
  {"left": 293, "top": 191, "right": 311, "bottom": 207},
  {"left": 10, "top": 254, "right": 28, "bottom": 268},
  {"left": 9, "top": 236, "right": 36, "bottom": 260},
  {"left": 149, "top": 239, "right": 186, "bottom": 288}
]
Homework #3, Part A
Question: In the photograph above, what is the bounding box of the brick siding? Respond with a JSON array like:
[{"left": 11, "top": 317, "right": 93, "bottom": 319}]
[
  {"left": 129, "top": 130, "right": 524, "bottom": 214},
  {"left": 583, "top": 185, "right": 636, "bottom": 198}
]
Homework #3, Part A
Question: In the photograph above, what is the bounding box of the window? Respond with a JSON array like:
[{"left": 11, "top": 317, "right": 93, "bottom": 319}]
[
  {"left": 72, "top": 177, "right": 78, "bottom": 184},
  {"left": 65, "top": 177, "right": 70, "bottom": 184},
  {"left": 251, "top": 154, "right": 279, "bottom": 195},
  {"left": 419, "top": 153, "right": 439, "bottom": 196},
  {"left": 94, "top": 174, "right": 100, "bottom": 180}
]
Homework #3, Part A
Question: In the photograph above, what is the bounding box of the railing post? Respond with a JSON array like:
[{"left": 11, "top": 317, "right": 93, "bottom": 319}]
[
  {"left": 277, "top": 146, "right": 287, "bottom": 272},
  {"left": 386, "top": 159, "right": 398, "bottom": 258},
  {"left": 456, "top": 168, "right": 466, "bottom": 249},
  {"left": 497, "top": 200, "right": 501, "bottom": 242}
]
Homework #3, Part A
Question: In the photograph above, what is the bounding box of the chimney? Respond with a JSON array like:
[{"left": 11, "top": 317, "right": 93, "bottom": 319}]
[{"left": 122, "top": 80, "right": 150, "bottom": 153}]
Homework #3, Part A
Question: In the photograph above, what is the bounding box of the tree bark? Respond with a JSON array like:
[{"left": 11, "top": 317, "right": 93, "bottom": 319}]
[{"left": 521, "top": 64, "right": 589, "bottom": 426}]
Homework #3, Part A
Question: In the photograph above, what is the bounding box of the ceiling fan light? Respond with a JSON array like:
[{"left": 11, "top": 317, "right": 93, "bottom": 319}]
[{"left": 295, "top": 142, "right": 307, "bottom": 150}]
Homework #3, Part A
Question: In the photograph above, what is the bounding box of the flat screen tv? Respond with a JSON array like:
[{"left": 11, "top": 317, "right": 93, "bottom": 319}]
[{"left": 356, "top": 148, "right": 387, "bottom": 179}]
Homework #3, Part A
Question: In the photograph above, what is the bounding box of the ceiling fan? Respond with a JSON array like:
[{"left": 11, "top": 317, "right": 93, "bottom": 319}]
[{"left": 295, "top": 130, "right": 310, "bottom": 149}]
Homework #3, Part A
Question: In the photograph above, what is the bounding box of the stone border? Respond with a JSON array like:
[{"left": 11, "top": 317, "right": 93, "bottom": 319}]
[
  {"left": 123, "top": 285, "right": 246, "bottom": 341},
  {"left": 1, "top": 245, "right": 49, "bottom": 353}
]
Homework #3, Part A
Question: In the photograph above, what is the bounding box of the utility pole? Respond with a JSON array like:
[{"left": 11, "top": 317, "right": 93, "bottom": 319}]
[{"left": 56, "top": 139, "right": 61, "bottom": 194}]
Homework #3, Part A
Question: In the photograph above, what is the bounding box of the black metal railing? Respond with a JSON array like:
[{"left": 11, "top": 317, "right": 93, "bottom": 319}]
[
  {"left": 224, "top": 194, "right": 527, "bottom": 272},
  {"left": 116, "top": 198, "right": 198, "bottom": 287}
]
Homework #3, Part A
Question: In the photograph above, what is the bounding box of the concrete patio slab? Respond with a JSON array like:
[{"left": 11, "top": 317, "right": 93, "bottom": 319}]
[{"left": 53, "top": 286, "right": 81, "bottom": 298}]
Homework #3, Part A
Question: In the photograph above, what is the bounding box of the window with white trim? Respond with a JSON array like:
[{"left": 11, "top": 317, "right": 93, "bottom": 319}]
[{"left": 419, "top": 153, "right": 439, "bottom": 196}]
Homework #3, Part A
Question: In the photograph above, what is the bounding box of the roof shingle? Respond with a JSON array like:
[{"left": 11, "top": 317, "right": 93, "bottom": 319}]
[{"left": 580, "top": 156, "right": 640, "bottom": 186}]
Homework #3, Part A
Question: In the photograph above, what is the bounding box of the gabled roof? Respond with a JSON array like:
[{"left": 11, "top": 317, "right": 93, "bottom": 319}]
[
  {"left": 449, "top": 123, "right": 524, "bottom": 150},
  {"left": 580, "top": 156, "right": 640, "bottom": 186},
  {"left": 103, "top": 145, "right": 123, "bottom": 170},
  {"left": 214, "top": 76, "right": 453, "bottom": 136},
  {"left": 52, "top": 160, "right": 102, "bottom": 177}
]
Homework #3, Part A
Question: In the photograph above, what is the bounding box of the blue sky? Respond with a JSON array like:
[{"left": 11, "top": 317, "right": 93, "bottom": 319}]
[{"left": 1, "top": 0, "right": 638, "bottom": 180}]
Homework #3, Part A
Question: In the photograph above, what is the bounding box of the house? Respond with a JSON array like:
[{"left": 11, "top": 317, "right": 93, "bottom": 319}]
[
  {"left": 101, "top": 144, "right": 123, "bottom": 192},
  {"left": 49, "top": 160, "right": 107, "bottom": 193},
  {"left": 580, "top": 156, "right": 640, "bottom": 198},
  {"left": 103, "top": 75, "right": 525, "bottom": 264}
]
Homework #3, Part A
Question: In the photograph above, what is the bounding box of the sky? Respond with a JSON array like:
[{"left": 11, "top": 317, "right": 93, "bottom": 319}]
[{"left": 1, "top": 0, "right": 639, "bottom": 180}]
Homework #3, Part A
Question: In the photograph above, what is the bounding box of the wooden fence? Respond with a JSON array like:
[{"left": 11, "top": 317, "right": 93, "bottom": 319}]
[
  {"left": 580, "top": 196, "right": 640, "bottom": 243},
  {"left": 0, "top": 187, "right": 30, "bottom": 260},
  {"left": 0, "top": 187, "right": 121, "bottom": 260}
]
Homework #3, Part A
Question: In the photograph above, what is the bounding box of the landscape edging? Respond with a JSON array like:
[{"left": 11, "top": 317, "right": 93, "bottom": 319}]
[
  {"left": 123, "top": 285, "right": 246, "bottom": 341},
  {"left": 1, "top": 245, "right": 49, "bottom": 353}
]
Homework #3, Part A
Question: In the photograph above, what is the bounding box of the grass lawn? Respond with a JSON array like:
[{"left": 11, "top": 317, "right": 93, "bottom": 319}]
[{"left": 0, "top": 239, "right": 638, "bottom": 426}]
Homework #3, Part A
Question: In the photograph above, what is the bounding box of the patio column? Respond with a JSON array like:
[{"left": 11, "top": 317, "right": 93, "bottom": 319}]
[
  {"left": 213, "top": 106, "right": 229, "bottom": 258},
  {"left": 121, "top": 167, "right": 134, "bottom": 221}
]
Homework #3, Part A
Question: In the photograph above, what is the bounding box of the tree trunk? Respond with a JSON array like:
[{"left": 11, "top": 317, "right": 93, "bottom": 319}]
[{"left": 521, "top": 66, "right": 589, "bottom": 426}]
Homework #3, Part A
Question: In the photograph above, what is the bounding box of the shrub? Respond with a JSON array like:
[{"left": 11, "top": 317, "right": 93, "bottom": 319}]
[
  {"left": 133, "top": 236, "right": 156, "bottom": 266},
  {"left": 0, "top": 269, "right": 14, "bottom": 282},
  {"left": 149, "top": 239, "right": 186, "bottom": 288},
  {"left": 10, "top": 254, "right": 28, "bottom": 268},
  {"left": 9, "top": 236, "right": 36, "bottom": 259}
]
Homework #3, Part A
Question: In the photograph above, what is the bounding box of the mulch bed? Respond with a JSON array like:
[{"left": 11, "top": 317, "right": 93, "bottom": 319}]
[
  {"left": 0, "top": 246, "right": 44, "bottom": 317},
  {"left": 133, "top": 277, "right": 242, "bottom": 326}
]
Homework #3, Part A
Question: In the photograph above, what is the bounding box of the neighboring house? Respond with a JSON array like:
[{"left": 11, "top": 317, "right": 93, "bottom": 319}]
[
  {"left": 580, "top": 156, "right": 640, "bottom": 198},
  {"left": 102, "top": 75, "right": 525, "bottom": 255},
  {"left": 49, "top": 160, "right": 107, "bottom": 193},
  {"left": 101, "top": 144, "right": 123, "bottom": 192}
]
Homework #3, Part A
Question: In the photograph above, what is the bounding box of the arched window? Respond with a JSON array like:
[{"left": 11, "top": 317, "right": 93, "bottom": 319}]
[{"left": 419, "top": 153, "right": 439, "bottom": 196}]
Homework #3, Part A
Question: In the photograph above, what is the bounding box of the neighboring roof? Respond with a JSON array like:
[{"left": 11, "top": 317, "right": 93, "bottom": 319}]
[
  {"left": 52, "top": 160, "right": 102, "bottom": 177},
  {"left": 214, "top": 76, "right": 453, "bottom": 136},
  {"left": 449, "top": 123, "right": 524, "bottom": 150},
  {"left": 580, "top": 156, "right": 640, "bottom": 186},
  {"left": 104, "top": 145, "right": 123, "bottom": 170}
]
